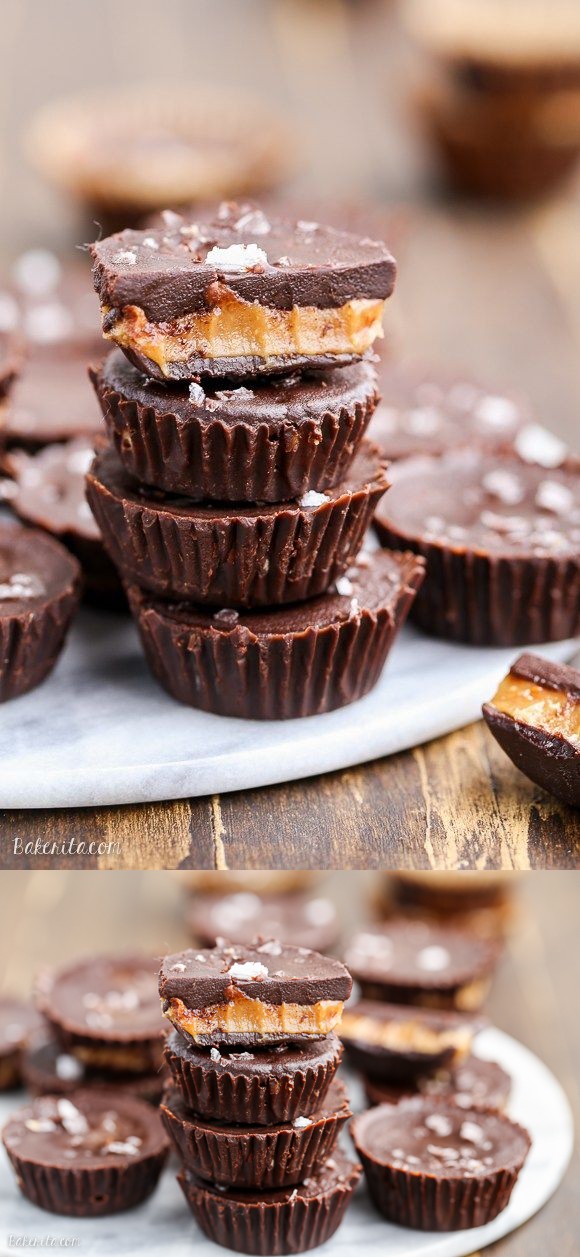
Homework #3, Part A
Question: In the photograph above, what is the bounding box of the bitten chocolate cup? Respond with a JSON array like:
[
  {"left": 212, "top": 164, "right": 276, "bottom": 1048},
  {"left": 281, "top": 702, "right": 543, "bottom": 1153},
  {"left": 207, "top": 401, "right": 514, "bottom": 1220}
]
[
  {"left": 22, "top": 1038, "right": 168, "bottom": 1105},
  {"left": 483, "top": 652, "right": 580, "bottom": 808},
  {"left": 164, "top": 1030, "right": 343, "bottom": 1126},
  {"left": 375, "top": 448, "right": 580, "bottom": 646},
  {"left": 127, "top": 548, "right": 425, "bottom": 720},
  {"left": 90, "top": 349, "right": 379, "bottom": 502},
  {"left": 178, "top": 1148, "right": 362, "bottom": 1255},
  {"left": 0, "top": 522, "right": 81, "bottom": 702},
  {"left": 86, "top": 440, "right": 389, "bottom": 608},
  {"left": 2, "top": 1090, "right": 169, "bottom": 1217},
  {"left": 351, "top": 1098, "right": 531, "bottom": 1231},
  {"left": 161, "top": 1076, "right": 350, "bottom": 1190}
]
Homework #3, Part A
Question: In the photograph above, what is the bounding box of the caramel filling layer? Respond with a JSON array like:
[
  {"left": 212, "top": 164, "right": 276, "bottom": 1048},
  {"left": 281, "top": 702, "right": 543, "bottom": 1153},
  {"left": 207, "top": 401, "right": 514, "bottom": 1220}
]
[
  {"left": 72, "top": 1044, "right": 158, "bottom": 1073},
  {"left": 492, "top": 675, "right": 580, "bottom": 747},
  {"left": 103, "top": 292, "right": 385, "bottom": 374},
  {"left": 340, "top": 1011, "right": 473, "bottom": 1059},
  {"left": 165, "top": 994, "right": 343, "bottom": 1040}
]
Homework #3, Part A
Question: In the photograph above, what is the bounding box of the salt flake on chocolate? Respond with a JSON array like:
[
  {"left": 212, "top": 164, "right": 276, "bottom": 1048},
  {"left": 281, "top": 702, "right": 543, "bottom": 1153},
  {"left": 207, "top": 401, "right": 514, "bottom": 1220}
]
[
  {"left": 112, "top": 250, "right": 137, "bottom": 265},
  {"left": 482, "top": 468, "right": 524, "bottom": 506},
  {"left": 300, "top": 490, "right": 330, "bottom": 508},
  {"left": 535, "top": 480, "right": 574, "bottom": 515},
  {"left": 228, "top": 961, "right": 268, "bottom": 980},
  {"left": 514, "top": 424, "right": 567, "bottom": 468},
  {"left": 335, "top": 577, "right": 354, "bottom": 596},
  {"left": 205, "top": 243, "right": 268, "bottom": 270}
]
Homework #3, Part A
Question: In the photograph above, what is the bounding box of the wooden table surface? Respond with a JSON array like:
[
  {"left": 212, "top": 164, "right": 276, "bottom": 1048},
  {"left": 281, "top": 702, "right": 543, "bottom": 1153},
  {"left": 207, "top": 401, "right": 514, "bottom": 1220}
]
[
  {"left": 1, "top": 1, "right": 580, "bottom": 870},
  {"left": 0, "top": 870, "right": 578, "bottom": 1256}
]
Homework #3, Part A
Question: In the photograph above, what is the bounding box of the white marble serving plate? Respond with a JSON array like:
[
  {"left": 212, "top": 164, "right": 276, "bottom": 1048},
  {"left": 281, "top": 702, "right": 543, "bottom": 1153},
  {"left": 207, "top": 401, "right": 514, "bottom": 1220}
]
[
  {"left": 0, "top": 1027, "right": 573, "bottom": 1256},
  {"left": 0, "top": 606, "right": 577, "bottom": 808}
]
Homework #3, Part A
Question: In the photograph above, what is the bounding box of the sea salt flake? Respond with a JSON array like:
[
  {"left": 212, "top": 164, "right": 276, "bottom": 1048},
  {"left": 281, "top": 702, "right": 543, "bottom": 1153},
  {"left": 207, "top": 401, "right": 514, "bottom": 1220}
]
[
  {"left": 188, "top": 382, "right": 205, "bottom": 405},
  {"left": 475, "top": 395, "right": 519, "bottom": 429},
  {"left": 350, "top": 597, "right": 360, "bottom": 614},
  {"left": 292, "top": 1117, "right": 312, "bottom": 1129},
  {"left": 416, "top": 945, "right": 450, "bottom": 972},
  {"left": 275, "top": 255, "right": 291, "bottom": 266},
  {"left": 514, "top": 424, "right": 567, "bottom": 468},
  {"left": 112, "top": 250, "right": 137, "bottom": 265},
  {"left": 160, "top": 209, "right": 183, "bottom": 229},
  {"left": 300, "top": 490, "right": 329, "bottom": 508},
  {"left": 425, "top": 1114, "right": 453, "bottom": 1137},
  {"left": 235, "top": 209, "right": 271, "bottom": 235},
  {"left": 142, "top": 237, "right": 159, "bottom": 250},
  {"left": 25, "top": 1118, "right": 57, "bottom": 1133},
  {"left": 210, "top": 1047, "right": 221, "bottom": 1062},
  {"left": 460, "top": 1121, "right": 485, "bottom": 1145},
  {"left": 67, "top": 447, "right": 94, "bottom": 475},
  {"left": 215, "top": 386, "right": 254, "bottom": 402},
  {"left": 535, "top": 480, "right": 574, "bottom": 515},
  {"left": 171, "top": 962, "right": 187, "bottom": 972},
  {"left": 213, "top": 608, "right": 239, "bottom": 627},
  {"left": 257, "top": 940, "right": 282, "bottom": 956},
  {"left": 0, "top": 572, "right": 45, "bottom": 601},
  {"left": 297, "top": 221, "right": 318, "bottom": 233},
  {"left": 57, "top": 1099, "right": 89, "bottom": 1135},
  {"left": 228, "top": 961, "right": 268, "bottom": 980},
  {"left": 205, "top": 243, "right": 268, "bottom": 270},
  {"left": 482, "top": 468, "right": 524, "bottom": 506},
  {"left": 105, "top": 1141, "right": 140, "bottom": 1156},
  {"left": 55, "top": 1055, "right": 83, "bottom": 1082},
  {"left": 335, "top": 576, "right": 354, "bottom": 596}
]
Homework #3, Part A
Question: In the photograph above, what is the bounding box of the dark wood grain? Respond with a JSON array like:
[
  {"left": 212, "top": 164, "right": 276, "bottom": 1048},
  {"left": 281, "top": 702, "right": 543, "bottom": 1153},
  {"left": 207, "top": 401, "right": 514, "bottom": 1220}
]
[
  {"left": 0, "top": 871, "right": 577, "bottom": 1255},
  {"left": 1, "top": 722, "right": 579, "bottom": 870}
]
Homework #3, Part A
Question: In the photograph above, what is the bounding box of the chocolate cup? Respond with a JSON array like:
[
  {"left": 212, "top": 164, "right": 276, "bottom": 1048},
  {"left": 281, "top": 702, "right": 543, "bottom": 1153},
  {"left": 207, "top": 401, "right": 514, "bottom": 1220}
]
[
  {"left": 2, "top": 1090, "right": 169, "bottom": 1218},
  {"left": 86, "top": 440, "right": 389, "bottom": 608},
  {"left": 160, "top": 1077, "right": 350, "bottom": 1189},
  {"left": 164, "top": 1030, "right": 343, "bottom": 1126},
  {"left": 362, "top": 1055, "right": 512, "bottom": 1112},
  {"left": 22, "top": 1038, "right": 168, "bottom": 1105},
  {"left": 483, "top": 703, "right": 580, "bottom": 808},
  {"left": 177, "top": 1149, "right": 362, "bottom": 1255},
  {"left": 351, "top": 1100, "right": 531, "bottom": 1231},
  {"left": 90, "top": 350, "right": 379, "bottom": 502},
  {"left": 0, "top": 526, "right": 81, "bottom": 702},
  {"left": 127, "top": 548, "right": 424, "bottom": 720}
]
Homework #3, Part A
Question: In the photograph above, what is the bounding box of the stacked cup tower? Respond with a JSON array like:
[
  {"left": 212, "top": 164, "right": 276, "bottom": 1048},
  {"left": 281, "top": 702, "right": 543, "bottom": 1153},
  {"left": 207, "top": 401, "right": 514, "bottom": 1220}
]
[
  {"left": 158, "top": 940, "right": 361, "bottom": 1255},
  {"left": 87, "top": 203, "right": 425, "bottom": 719}
]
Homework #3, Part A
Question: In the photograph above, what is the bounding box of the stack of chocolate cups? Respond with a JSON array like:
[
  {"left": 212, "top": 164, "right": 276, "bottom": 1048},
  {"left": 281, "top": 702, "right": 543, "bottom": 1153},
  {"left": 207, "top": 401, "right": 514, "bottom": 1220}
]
[
  {"left": 158, "top": 941, "right": 361, "bottom": 1255},
  {"left": 86, "top": 203, "right": 425, "bottom": 719}
]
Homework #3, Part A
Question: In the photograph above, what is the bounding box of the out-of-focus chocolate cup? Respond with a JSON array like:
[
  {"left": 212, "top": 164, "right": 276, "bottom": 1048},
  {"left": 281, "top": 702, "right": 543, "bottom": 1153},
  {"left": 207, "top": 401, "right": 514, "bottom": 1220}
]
[
  {"left": 339, "top": 1001, "right": 484, "bottom": 1082},
  {"left": 0, "top": 523, "right": 81, "bottom": 702},
  {"left": 178, "top": 1148, "right": 361, "bottom": 1255},
  {"left": 362, "top": 1054, "right": 512, "bottom": 1112},
  {"left": 90, "top": 350, "right": 379, "bottom": 503},
  {"left": 86, "top": 440, "right": 388, "bottom": 607},
  {"left": 126, "top": 548, "right": 424, "bottom": 720},
  {"left": 2, "top": 1090, "right": 169, "bottom": 1217},
  {"left": 161, "top": 1077, "right": 350, "bottom": 1190},
  {"left": 164, "top": 1030, "right": 343, "bottom": 1126},
  {"left": 351, "top": 1098, "right": 531, "bottom": 1231},
  {"left": 22, "top": 1038, "right": 168, "bottom": 1105},
  {"left": 0, "top": 998, "right": 44, "bottom": 1091}
]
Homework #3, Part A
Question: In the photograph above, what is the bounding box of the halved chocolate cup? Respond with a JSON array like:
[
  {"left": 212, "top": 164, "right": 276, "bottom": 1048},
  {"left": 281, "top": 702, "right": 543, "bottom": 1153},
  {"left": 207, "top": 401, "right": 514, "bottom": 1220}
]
[
  {"left": 178, "top": 1148, "right": 361, "bottom": 1255},
  {"left": 86, "top": 440, "right": 389, "bottom": 607},
  {"left": 339, "top": 1001, "right": 483, "bottom": 1082},
  {"left": 127, "top": 548, "right": 424, "bottom": 720},
  {"left": 164, "top": 1030, "right": 343, "bottom": 1126},
  {"left": 351, "top": 1097, "right": 531, "bottom": 1231},
  {"left": 483, "top": 652, "right": 580, "bottom": 807},
  {"left": 90, "top": 349, "right": 379, "bottom": 502},
  {"left": 161, "top": 1076, "right": 350, "bottom": 1189}
]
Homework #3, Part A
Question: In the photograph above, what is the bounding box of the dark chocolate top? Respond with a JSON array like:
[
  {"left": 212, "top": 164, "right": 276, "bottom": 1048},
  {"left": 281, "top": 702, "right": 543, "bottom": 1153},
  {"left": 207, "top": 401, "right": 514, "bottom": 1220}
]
[
  {"left": 38, "top": 954, "right": 166, "bottom": 1044},
  {"left": 422, "top": 1056, "right": 512, "bottom": 1109},
  {"left": 377, "top": 449, "right": 580, "bottom": 557},
  {"left": 181, "top": 1146, "right": 360, "bottom": 1203},
  {"left": 159, "top": 942, "right": 352, "bottom": 1009},
  {"left": 187, "top": 892, "right": 339, "bottom": 952},
  {"left": 340, "top": 1000, "right": 484, "bottom": 1038},
  {"left": 4, "top": 343, "right": 104, "bottom": 445},
  {"left": 369, "top": 362, "right": 529, "bottom": 462},
  {"left": 95, "top": 347, "right": 378, "bottom": 430},
  {"left": 133, "top": 549, "right": 423, "bottom": 639},
  {"left": 2, "top": 1090, "right": 168, "bottom": 1169},
  {"left": 344, "top": 920, "right": 498, "bottom": 990},
  {"left": 0, "top": 522, "right": 79, "bottom": 614},
  {"left": 352, "top": 1097, "right": 531, "bottom": 1178},
  {"left": 510, "top": 652, "right": 580, "bottom": 702},
  {"left": 90, "top": 438, "right": 387, "bottom": 523},
  {"left": 165, "top": 1027, "right": 342, "bottom": 1076},
  {"left": 0, "top": 997, "right": 43, "bottom": 1057},
  {"left": 8, "top": 440, "right": 100, "bottom": 541},
  {"left": 91, "top": 202, "right": 396, "bottom": 320},
  {"left": 163, "top": 1075, "right": 349, "bottom": 1136}
]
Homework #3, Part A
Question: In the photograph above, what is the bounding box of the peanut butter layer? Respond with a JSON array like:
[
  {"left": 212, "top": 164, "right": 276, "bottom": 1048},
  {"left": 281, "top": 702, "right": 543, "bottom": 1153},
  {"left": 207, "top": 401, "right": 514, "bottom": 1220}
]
[
  {"left": 102, "top": 292, "right": 385, "bottom": 377},
  {"left": 165, "top": 994, "right": 343, "bottom": 1044},
  {"left": 339, "top": 1009, "right": 473, "bottom": 1058},
  {"left": 491, "top": 674, "right": 580, "bottom": 747}
]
